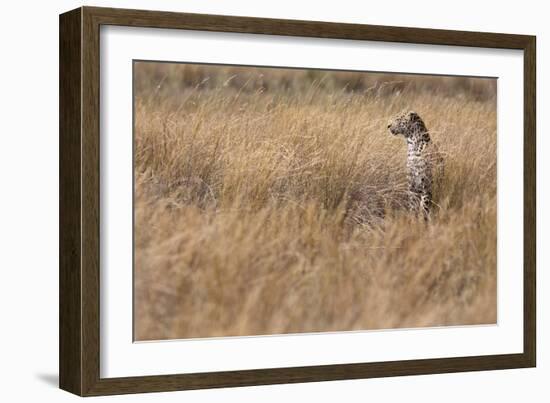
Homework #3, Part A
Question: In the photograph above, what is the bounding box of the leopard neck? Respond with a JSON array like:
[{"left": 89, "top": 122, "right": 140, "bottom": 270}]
[{"left": 406, "top": 131, "right": 431, "bottom": 155}]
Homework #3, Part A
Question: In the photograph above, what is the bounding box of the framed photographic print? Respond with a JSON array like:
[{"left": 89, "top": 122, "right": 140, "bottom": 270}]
[{"left": 59, "top": 6, "right": 536, "bottom": 396}]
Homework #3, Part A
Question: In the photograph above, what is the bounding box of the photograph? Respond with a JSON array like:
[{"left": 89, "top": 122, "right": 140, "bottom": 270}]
[
  {"left": 54, "top": 3, "right": 538, "bottom": 397},
  {"left": 133, "top": 61, "right": 497, "bottom": 341}
]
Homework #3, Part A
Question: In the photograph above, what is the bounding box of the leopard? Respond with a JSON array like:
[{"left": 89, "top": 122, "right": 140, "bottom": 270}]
[{"left": 388, "top": 110, "right": 444, "bottom": 218}]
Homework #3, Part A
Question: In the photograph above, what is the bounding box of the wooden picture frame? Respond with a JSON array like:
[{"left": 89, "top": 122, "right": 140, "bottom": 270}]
[{"left": 59, "top": 6, "right": 536, "bottom": 396}]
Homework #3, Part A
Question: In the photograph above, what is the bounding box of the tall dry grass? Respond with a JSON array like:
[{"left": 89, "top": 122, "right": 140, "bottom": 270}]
[{"left": 133, "top": 62, "right": 497, "bottom": 341}]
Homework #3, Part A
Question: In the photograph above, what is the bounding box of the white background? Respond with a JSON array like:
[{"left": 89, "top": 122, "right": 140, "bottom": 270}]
[
  {"left": 0, "top": 0, "right": 546, "bottom": 401},
  {"left": 101, "top": 26, "right": 524, "bottom": 377}
]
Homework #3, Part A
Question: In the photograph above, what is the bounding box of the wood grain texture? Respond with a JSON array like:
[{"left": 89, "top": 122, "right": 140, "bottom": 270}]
[
  {"left": 85, "top": 354, "right": 531, "bottom": 396},
  {"left": 523, "top": 37, "right": 536, "bottom": 367},
  {"left": 59, "top": 6, "right": 537, "bottom": 396},
  {"left": 81, "top": 6, "right": 102, "bottom": 396},
  {"left": 86, "top": 6, "right": 531, "bottom": 49},
  {"left": 59, "top": 8, "right": 82, "bottom": 396}
]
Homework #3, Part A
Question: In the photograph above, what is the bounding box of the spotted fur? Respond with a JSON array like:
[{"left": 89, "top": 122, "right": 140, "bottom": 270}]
[{"left": 388, "top": 111, "right": 443, "bottom": 218}]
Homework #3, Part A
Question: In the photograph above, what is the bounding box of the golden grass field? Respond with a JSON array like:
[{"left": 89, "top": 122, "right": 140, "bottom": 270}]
[{"left": 133, "top": 62, "right": 497, "bottom": 341}]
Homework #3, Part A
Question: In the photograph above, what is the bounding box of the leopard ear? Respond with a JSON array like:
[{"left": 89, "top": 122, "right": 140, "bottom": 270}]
[{"left": 409, "top": 111, "right": 419, "bottom": 120}]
